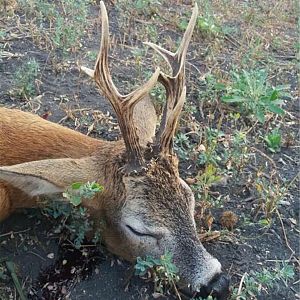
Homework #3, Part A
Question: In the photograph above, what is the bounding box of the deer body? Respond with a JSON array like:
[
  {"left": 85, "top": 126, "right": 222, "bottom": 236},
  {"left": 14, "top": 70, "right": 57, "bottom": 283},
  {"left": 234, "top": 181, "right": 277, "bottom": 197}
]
[
  {"left": 0, "top": 3, "right": 230, "bottom": 299},
  {"left": 0, "top": 107, "right": 102, "bottom": 165}
]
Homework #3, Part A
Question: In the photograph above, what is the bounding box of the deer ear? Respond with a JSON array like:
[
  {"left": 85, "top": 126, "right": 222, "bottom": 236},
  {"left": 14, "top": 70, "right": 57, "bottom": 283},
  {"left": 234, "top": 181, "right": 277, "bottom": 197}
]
[
  {"left": 0, "top": 157, "right": 99, "bottom": 197},
  {"left": 133, "top": 96, "right": 157, "bottom": 146}
]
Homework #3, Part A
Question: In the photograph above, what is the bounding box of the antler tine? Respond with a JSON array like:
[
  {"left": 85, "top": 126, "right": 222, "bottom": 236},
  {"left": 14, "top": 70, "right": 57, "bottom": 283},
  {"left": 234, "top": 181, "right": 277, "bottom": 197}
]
[
  {"left": 81, "top": 1, "right": 160, "bottom": 169},
  {"left": 144, "top": 4, "right": 198, "bottom": 156}
]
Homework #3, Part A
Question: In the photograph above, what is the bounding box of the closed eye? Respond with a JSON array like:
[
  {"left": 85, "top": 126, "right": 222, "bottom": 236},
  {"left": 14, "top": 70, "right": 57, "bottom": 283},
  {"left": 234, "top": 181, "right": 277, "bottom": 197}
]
[{"left": 126, "top": 225, "right": 156, "bottom": 238}]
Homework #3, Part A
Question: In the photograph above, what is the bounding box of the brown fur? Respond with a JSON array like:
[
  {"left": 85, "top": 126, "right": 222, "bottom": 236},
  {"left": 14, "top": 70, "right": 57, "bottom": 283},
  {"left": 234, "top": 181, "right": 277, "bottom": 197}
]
[
  {"left": 0, "top": 107, "right": 102, "bottom": 165},
  {"left": 0, "top": 94, "right": 156, "bottom": 220}
]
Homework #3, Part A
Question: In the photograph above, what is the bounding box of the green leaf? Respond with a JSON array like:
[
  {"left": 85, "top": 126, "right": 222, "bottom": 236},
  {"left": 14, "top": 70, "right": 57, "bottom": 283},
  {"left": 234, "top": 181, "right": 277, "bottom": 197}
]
[
  {"left": 256, "top": 109, "right": 265, "bottom": 123},
  {"left": 222, "top": 95, "right": 246, "bottom": 103},
  {"left": 178, "top": 18, "right": 188, "bottom": 31},
  {"left": 71, "top": 182, "right": 83, "bottom": 190},
  {"left": 90, "top": 182, "right": 103, "bottom": 191},
  {"left": 215, "top": 83, "right": 226, "bottom": 90},
  {"left": 270, "top": 99, "right": 284, "bottom": 106},
  {"left": 69, "top": 195, "right": 82, "bottom": 206},
  {"left": 270, "top": 90, "right": 279, "bottom": 101},
  {"left": 259, "top": 219, "right": 271, "bottom": 226},
  {"left": 267, "top": 103, "right": 285, "bottom": 115}
]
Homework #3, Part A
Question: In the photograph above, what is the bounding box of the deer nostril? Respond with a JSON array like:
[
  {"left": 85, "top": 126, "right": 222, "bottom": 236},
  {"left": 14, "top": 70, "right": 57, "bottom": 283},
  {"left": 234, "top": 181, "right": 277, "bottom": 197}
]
[{"left": 198, "top": 273, "right": 231, "bottom": 300}]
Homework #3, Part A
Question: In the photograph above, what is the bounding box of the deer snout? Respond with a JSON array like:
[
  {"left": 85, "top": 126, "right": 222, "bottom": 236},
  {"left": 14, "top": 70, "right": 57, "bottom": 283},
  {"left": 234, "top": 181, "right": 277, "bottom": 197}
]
[{"left": 198, "top": 272, "right": 231, "bottom": 300}]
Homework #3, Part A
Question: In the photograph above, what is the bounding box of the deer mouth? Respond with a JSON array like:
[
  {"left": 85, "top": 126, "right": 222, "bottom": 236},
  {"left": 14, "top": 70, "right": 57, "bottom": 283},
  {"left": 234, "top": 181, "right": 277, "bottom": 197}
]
[{"left": 179, "top": 272, "right": 231, "bottom": 300}]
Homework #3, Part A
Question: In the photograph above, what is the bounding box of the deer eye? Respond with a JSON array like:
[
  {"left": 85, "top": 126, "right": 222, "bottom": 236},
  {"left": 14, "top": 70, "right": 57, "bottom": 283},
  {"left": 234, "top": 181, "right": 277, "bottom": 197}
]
[{"left": 126, "top": 225, "right": 156, "bottom": 238}]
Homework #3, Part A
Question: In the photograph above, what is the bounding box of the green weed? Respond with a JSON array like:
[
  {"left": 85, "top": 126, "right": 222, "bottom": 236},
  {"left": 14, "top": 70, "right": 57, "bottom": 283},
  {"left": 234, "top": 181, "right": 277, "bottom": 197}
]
[
  {"left": 44, "top": 181, "right": 103, "bottom": 248},
  {"left": 196, "top": 16, "right": 221, "bottom": 36},
  {"left": 174, "top": 132, "right": 193, "bottom": 161},
  {"left": 196, "top": 0, "right": 221, "bottom": 36},
  {"left": 13, "top": 58, "right": 39, "bottom": 98},
  {"left": 131, "top": 0, "right": 160, "bottom": 16},
  {"left": 17, "top": 0, "right": 90, "bottom": 54},
  {"left": 192, "top": 163, "right": 221, "bottom": 203},
  {"left": 197, "top": 74, "right": 226, "bottom": 104},
  {"left": 231, "top": 264, "right": 295, "bottom": 299},
  {"left": 222, "top": 69, "right": 290, "bottom": 123},
  {"left": 255, "top": 177, "right": 284, "bottom": 221},
  {"left": 85, "top": 50, "right": 98, "bottom": 61},
  {"left": 63, "top": 181, "right": 103, "bottom": 206},
  {"left": 179, "top": 0, "right": 221, "bottom": 37},
  {"left": 224, "top": 130, "right": 249, "bottom": 172},
  {"left": 116, "top": 0, "right": 160, "bottom": 24},
  {"left": 135, "top": 251, "right": 179, "bottom": 294},
  {"left": 150, "top": 83, "right": 166, "bottom": 113},
  {"left": 197, "top": 128, "right": 224, "bottom": 167},
  {"left": 264, "top": 129, "right": 281, "bottom": 153}
]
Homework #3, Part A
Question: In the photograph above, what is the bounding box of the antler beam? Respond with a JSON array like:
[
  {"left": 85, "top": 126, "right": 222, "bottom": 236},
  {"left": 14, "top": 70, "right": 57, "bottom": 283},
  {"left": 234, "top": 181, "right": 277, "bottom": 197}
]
[
  {"left": 81, "top": 1, "right": 160, "bottom": 169},
  {"left": 145, "top": 3, "right": 198, "bottom": 156}
]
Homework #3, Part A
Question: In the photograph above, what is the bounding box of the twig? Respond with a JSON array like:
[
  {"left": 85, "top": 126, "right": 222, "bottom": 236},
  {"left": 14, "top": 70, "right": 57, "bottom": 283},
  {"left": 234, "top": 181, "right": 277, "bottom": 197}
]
[
  {"left": 274, "top": 55, "right": 296, "bottom": 60},
  {"left": 224, "top": 33, "right": 241, "bottom": 48},
  {"left": 276, "top": 209, "right": 295, "bottom": 255},
  {"left": 250, "top": 147, "right": 277, "bottom": 171},
  {"left": 6, "top": 261, "right": 27, "bottom": 300},
  {"left": 0, "top": 228, "right": 31, "bottom": 238},
  {"left": 250, "top": 147, "right": 279, "bottom": 182},
  {"left": 245, "top": 120, "right": 259, "bottom": 135},
  {"left": 123, "top": 266, "right": 135, "bottom": 292},
  {"left": 237, "top": 272, "right": 247, "bottom": 298},
  {"left": 284, "top": 171, "right": 300, "bottom": 191},
  {"left": 248, "top": 165, "right": 271, "bottom": 179},
  {"left": 27, "top": 251, "right": 46, "bottom": 261},
  {"left": 172, "top": 279, "right": 182, "bottom": 300},
  {"left": 266, "top": 259, "right": 292, "bottom": 262}
]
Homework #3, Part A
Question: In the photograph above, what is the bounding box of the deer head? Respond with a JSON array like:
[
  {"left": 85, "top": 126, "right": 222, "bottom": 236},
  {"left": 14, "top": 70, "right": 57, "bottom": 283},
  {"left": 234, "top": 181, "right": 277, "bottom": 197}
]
[
  {"left": 0, "top": 2, "right": 230, "bottom": 298},
  {"left": 81, "top": 2, "right": 230, "bottom": 298}
]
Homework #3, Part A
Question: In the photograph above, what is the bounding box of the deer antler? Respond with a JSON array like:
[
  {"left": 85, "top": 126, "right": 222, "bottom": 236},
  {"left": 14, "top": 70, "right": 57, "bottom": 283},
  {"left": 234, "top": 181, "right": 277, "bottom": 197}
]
[
  {"left": 81, "top": 1, "right": 160, "bottom": 169},
  {"left": 145, "top": 3, "right": 198, "bottom": 157}
]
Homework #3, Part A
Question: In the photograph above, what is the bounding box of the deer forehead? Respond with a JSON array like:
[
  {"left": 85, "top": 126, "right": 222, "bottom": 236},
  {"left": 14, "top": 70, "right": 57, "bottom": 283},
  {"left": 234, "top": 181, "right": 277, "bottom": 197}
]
[{"left": 122, "top": 172, "right": 194, "bottom": 217}]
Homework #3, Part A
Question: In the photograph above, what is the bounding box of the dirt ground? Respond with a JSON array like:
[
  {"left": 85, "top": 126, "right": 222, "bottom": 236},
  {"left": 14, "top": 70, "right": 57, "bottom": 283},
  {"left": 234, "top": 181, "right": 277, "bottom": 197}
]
[{"left": 0, "top": 1, "right": 299, "bottom": 299}]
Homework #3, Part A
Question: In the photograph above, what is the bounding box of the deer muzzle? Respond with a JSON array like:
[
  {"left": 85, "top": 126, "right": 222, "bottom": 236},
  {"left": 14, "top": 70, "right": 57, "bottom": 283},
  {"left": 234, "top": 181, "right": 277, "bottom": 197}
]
[{"left": 173, "top": 233, "right": 230, "bottom": 299}]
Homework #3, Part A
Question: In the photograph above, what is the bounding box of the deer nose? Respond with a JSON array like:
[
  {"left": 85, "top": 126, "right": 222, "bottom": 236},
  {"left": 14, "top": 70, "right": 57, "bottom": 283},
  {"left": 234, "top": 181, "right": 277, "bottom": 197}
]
[{"left": 198, "top": 272, "right": 230, "bottom": 300}]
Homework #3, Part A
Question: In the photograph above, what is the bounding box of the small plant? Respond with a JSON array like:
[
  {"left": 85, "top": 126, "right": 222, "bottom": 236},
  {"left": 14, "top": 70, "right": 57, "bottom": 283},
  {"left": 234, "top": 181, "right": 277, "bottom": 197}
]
[
  {"left": 222, "top": 69, "right": 290, "bottom": 123},
  {"left": 144, "top": 23, "right": 158, "bottom": 43},
  {"left": 264, "top": 129, "right": 281, "bottom": 153},
  {"left": 197, "top": 128, "right": 224, "bottom": 167},
  {"left": 44, "top": 181, "right": 103, "bottom": 248},
  {"left": 43, "top": 201, "right": 93, "bottom": 248},
  {"left": 135, "top": 251, "right": 179, "bottom": 294},
  {"left": 192, "top": 163, "right": 221, "bottom": 203},
  {"left": 86, "top": 50, "right": 98, "bottom": 61},
  {"left": 179, "top": 0, "right": 221, "bottom": 37},
  {"left": 231, "top": 264, "right": 295, "bottom": 299},
  {"left": 223, "top": 130, "right": 249, "bottom": 172},
  {"left": 150, "top": 83, "right": 166, "bottom": 113},
  {"left": 13, "top": 58, "right": 39, "bottom": 98},
  {"left": 196, "top": 0, "right": 221, "bottom": 37},
  {"left": 117, "top": 0, "right": 160, "bottom": 24},
  {"left": 255, "top": 177, "right": 284, "bottom": 222},
  {"left": 196, "top": 16, "right": 220, "bottom": 36},
  {"left": 63, "top": 181, "right": 103, "bottom": 206},
  {"left": 18, "top": 0, "right": 90, "bottom": 54},
  {"left": 174, "top": 132, "right": 193, "bottom": 161},
  {"left": 197, "top": 74, "right": 226, "bottom": 105},
  {"left": 133, "top": 0, "right": 160, "bottom": 15}
]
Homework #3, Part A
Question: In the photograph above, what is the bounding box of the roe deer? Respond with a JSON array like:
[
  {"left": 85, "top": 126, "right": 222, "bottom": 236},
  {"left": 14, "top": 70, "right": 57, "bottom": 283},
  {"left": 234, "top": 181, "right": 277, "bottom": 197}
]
[{"left": 0, "top": 2, "right": 230, "bottom": 298}]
